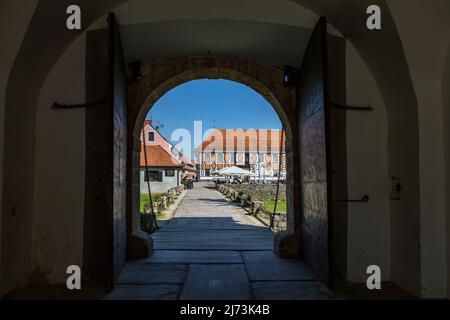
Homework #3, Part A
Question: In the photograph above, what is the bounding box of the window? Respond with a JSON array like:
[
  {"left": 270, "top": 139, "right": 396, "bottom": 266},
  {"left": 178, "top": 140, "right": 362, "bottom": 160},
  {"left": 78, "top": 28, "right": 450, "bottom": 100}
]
[
  {"left": 165, "top": 169, "right": 175, "bottom": 177},
  {"left": 148, "top": 132, "right": 155, "bottom": 142},
  {"left": 144, "top": 170, "right": 162, "bottom": 182},
  {"left": 205, "top": 169, "right": 210, "bottom": 177},
  {"left": 259, "top": 153, "right": 265, "bottom": 163},
  {"left": 217, "top": 152, "right": 224, "bottom": 163},
  {"left": 205, "top": 152, "right": 211, "bottom": 162},
  {"left": 272, "top": 153, "right": 279, "bottom": 163}
]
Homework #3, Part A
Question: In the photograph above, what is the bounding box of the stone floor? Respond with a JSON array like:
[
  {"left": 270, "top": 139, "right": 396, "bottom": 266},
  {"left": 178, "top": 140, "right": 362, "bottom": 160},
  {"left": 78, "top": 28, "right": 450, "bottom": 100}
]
[
  {"left": 5, "top": 183, "right": 415, "bottom": 300},
  {"left": 106, "top": 183, "right": 330, "bottom": 300}
]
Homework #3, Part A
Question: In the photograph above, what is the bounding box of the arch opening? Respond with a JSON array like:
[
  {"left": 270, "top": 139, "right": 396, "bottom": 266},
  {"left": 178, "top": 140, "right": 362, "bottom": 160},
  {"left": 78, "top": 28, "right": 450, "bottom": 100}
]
[{"left": 128, "top": 62, "right": 297, "bottom": 257}]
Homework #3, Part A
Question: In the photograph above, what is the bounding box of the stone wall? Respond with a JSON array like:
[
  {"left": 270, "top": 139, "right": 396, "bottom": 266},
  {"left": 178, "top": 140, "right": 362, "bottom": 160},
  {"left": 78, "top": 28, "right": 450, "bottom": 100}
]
[
  {"left": 217, "top": 183, "right": 287, "bottom": 232},
  {"left": 220, "top": 183, "right": 286, "bottom": 202}
]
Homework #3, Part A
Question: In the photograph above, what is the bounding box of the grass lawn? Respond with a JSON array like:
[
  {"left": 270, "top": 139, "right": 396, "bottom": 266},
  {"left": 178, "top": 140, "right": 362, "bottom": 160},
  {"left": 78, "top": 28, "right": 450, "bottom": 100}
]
[
  {"left": 264, "top": 200, "right": 287, "bottom": 213},
  {"left": 140, "top": 193, "right": 163, "bottom": 213}
]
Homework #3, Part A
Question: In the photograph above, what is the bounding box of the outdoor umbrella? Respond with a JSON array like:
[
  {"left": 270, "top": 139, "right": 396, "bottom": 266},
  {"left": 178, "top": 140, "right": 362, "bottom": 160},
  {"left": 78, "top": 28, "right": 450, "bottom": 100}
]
[
  {"left": 210, "top": 168, "right": 226, "bottom": 176},
  {"left": 219, "top": 166, "right": 256, "bottom": 177}
]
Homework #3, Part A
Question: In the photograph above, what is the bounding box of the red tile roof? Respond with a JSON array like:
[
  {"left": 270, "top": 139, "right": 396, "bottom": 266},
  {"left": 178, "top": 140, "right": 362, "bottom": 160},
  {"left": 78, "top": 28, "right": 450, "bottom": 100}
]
[
  {"left": 142, "top": 120, "right": 195, "bottom": 167},
  {"left": 140, "top": 145, "right": 183, "bottom": 168},
  {"left": 196, "top": 129, "right": 285, "bottom": 152}
]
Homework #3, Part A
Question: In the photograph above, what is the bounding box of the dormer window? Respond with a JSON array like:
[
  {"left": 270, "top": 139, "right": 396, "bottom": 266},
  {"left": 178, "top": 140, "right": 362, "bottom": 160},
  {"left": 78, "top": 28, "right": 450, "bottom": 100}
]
[{"left": 148, "top": 132, "right": 155, "bottom": 142}]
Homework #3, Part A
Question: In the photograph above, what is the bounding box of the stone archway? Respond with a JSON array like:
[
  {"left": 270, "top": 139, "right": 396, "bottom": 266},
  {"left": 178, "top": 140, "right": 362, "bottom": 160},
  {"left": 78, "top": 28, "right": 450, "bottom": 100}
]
[{"left": 126, "top": 56, "right": 300, "bottom": 258}]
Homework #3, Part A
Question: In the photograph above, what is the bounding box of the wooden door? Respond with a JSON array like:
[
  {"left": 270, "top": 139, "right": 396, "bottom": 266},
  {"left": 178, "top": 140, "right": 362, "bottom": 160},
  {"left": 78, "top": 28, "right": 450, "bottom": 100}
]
[
  {"left": 107, "top": 13, "right": 128, "bottom": 290},
  {"left": 297, "top": 17, "right": 332, "bottom": 286}
]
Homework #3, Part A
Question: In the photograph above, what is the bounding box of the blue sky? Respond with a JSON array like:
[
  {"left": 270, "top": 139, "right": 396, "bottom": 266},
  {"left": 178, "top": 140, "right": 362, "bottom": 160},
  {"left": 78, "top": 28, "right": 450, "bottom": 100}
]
[{"left": 146, "top": 79, "right": 282, "bottom": 151}]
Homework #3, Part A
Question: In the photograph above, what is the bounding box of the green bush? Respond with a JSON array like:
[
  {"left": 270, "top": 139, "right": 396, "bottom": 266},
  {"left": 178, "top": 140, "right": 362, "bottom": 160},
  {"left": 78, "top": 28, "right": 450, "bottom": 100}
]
[
  {"left": 140, "top": 193, "right": 165, "bottom": 234},
  {"left": 264, "top": 200, "right": 286, "bottom": 213},
  {"left": 140, "top": 193, "right": 162, "bottom": 212}
]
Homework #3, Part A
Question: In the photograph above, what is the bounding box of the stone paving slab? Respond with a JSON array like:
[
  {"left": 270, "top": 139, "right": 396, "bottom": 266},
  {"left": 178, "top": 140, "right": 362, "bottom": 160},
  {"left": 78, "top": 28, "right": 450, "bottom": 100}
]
[
  {"left": 139, "top": 250, "right": 243, "bottom": 264},
  {"left": 105, "top": 284, "right": 180, "bottom": 300},
  {"left": 153, "top": 229, "right": 273, "bottom": 251},
  {"left": 154, "top": 225, "right": 273, "bottom": 250},
  {"left": 154, "top": 241, "right": 273, "bottom": 251},
  {"left": 108, "top": 183, "right": 329, "bottom": 300},
  {"left": 158, "top": 224, "right": 264, "bottom": 230},
  {"left": 153, "top": 232, "right": 273, "bottom": 241},
  {"left": 117, "top": 263, "right": 187, "bottom": 285},
  {"left": 251, "top": 281, "right": 330, "bottom": 300},
  {"left": 242, "top": 251, "right": 316, "bottom": 281},
  {"left": 180, "top": 264, "right": 252, "bottom": 300},
  {"left": 154, "top": 229, "right": 271, "bottom": 235}
]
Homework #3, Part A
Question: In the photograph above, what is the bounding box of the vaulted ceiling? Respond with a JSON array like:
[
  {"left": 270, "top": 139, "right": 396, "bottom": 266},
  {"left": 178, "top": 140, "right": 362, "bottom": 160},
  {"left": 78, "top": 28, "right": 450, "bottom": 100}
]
[{"left": 88, "top": 0, "right": 342, "bottom": 67}]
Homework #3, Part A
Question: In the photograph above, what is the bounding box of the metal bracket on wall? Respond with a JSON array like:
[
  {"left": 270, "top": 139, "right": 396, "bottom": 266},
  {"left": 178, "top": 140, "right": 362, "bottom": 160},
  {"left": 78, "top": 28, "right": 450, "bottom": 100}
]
[
  {"left": 333, "top": 194, "right": 369, "bottom": 203},
  {"left": 283, "top": 65, "right": 301, "bottom": 87},
  {"left": 52, "top": 98, "right": 107, "bottom": 109},
  {"left": 331, "top": 102, "right": 373, "bottom": 111}
]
